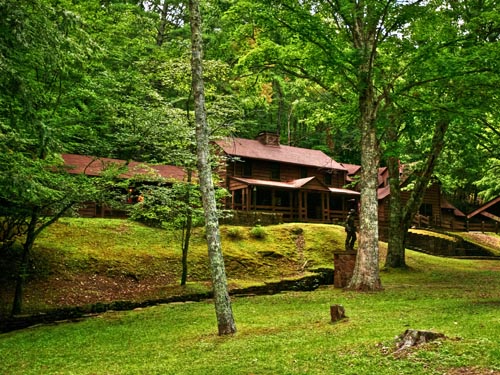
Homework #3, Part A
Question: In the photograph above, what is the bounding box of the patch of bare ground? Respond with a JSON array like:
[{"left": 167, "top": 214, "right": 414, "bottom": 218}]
[
  {"left": 462, "top": 232, "right": 500, "bottom": 251},
  {"left": 445, "top": 367, "right": 500, "bottom": 375},
  {"left": 36, "top": 273, "right": 181, "bottom": 307},
  {"left": 0, "top": 273, "right": 203, "bottom": 316}
]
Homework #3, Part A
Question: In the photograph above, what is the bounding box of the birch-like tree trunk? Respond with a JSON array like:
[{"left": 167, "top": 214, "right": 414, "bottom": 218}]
[
  {"left": 189, "top": 0, "right": 236, "bottom": 335},
  {"left": 346, "top": 6, "right": 382, "bottom": 291}
]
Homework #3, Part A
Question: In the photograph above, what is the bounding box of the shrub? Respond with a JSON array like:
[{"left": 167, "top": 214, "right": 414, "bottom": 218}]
[
  {"left": 250, "top": 225, "right": 267, "bottom": 239},
  {"left": 227, "top": 227, "right": 244, "bottom": 240}
]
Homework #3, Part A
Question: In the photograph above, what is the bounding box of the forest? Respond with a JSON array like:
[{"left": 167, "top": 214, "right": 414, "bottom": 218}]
[
  {"left": 1, "top": 0, "right": 499, "bottom": 203},
  {"left": 1, "top": 0, "right": 500, "bottom": 319}
]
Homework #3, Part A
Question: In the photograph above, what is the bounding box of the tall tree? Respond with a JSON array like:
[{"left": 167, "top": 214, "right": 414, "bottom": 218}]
[
  {"left": 0, "top": 0, "right": 104, "bottom": 314},
  {"left": 189, "top": 0, "right": 236, "bottom": 335},
  {"left": 383, "top": 0, "right": 500, "bottom": 267}
]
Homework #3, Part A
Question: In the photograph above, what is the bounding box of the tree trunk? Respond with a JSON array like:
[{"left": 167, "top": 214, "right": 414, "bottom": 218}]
[
  {"left": 156, "top": 0, "right": 169, "bottom": 47},
  {"left": 189, "top": 0, "right": 236, "bottom": 335},
  {"left": 385, "top": 156, "right": 407, "bottom": 268},
  {"left": 11, "top": 210, "right": 39, "bottom": 316},
  {"left": 346, "top": 25, "right": 382, "bottom": 291},
  {"left": 273, "top": 78, "right": 284, "bottom": 136},
  {"left": 181, "top": 170, "right": 193, "bottom": 286},
  {"left": 347, "top": 111, "right": 382, "bottom": 291},
  {"left": 385, "top": 119, "right": 449, "bottom": 268}
]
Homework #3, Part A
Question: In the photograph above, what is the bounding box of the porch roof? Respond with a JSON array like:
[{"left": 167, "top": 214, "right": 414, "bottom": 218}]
[
  {"left": 441, "top": 197, "right": 466, "bottom": 217},
  {"left": 230, "top": 176, "right": 359, "bottom": 195},
  {"left": 329, "top": 187, "right": 360, "bottom": 196}
]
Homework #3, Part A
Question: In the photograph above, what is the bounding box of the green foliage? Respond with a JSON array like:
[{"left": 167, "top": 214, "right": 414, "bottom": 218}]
[
  {"left": 249, "top": 224, "right": 267, "bottom": 239},
  {"left": 128, "top": 182, "right": 204, "bottom": 229},
  {"left": 0, "top": 0, "right": 104, "bottom": 252},
  {"left": 474, "top": 159, "right": 500, "bottom": 202},
  {"left": 226, "top": 226, "right": 245, "bottom": 240}
]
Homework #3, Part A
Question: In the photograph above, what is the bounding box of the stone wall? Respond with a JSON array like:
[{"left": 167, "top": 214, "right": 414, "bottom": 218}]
[
  {"left": 220, "top": 210, "right": 283, "bottom": 226},
  {"left": 406, "top": 232, "right": 493, "bottom": 257}
]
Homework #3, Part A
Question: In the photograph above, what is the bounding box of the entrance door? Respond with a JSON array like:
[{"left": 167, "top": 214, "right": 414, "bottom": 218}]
[{"left": 307, "top": 192, "right": 322, "bottom": 220}]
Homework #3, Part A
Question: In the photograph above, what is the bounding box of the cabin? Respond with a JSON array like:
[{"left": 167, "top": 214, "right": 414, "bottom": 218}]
[
  {"left": 466, "top": 196, "right": 500, "bottom": 232},
  {"left": 61, "top": 144, "right": 494, "bottom": 233},
  {"left": 62, "top": 154, "right": 186, "bottom": 218},
  {"left": 214, "top": 132, "right": 359, "bottom": 223},
  {"left": 373, "top": 166, "right": 466, "bottom": 236}
]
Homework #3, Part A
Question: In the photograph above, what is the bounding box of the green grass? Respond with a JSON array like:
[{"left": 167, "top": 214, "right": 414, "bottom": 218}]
[
  {"left": 1, "top": 233, "right": 500, "bottom": 374},
  {"left": 0, "top": 219, "right": 346, "bottom": 316}
]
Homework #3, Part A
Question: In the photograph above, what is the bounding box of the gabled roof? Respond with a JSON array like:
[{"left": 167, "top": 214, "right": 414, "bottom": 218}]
[
  {"left": 467, "top": 196, "right": 500, "bottom": 220},
  {"left": 215, "top": 137, "right": 346, "bottom": 171},
  {"left": 61, "top": 154, "right": 186, "bottom": 181},
  {"left": 441, "top": 197, "right": 466, "bottom": 217},
  {"left": 230, "top": 176, "right": 330, "bottom": 191},
  {"left": 340, "top": 163, "right": 361, "bottom": 175}
]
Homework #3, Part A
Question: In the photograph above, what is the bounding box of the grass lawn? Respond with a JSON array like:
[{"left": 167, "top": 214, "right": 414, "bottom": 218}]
[{"left": 1, "top": 248, "right": 500, "bottom": 374}]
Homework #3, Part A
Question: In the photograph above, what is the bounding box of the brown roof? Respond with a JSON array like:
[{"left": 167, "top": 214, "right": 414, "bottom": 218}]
[
  {"left": 230, "top": 176, "right": 329, "bottom": 191},
  {"left": 441, "top": 197, "right": 466, "bottom": 217},
  {"left": 61, "top": 154, "right": 186, "bottom": 181},
  {"left": 378, "top": 185, "right": 391, "bottom": 200},
  {"left": 229, "top": 176, "right": 359, "bottom": 195},
  {"left": 340, "top": 163, "right": 361, "bottom": 175},
  {"left": 216, "top": 137, "right": 346, "bottom": 171},
  {"left": 467, "top": 196, "right": 500, "bottom": 219}
]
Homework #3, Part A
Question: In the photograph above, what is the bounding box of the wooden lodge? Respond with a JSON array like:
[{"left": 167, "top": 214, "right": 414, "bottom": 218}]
[
  {"left": 62, "top": 154, "right": 187, "bottom": 218},
  {"left": 61, "top": 135, "right": 498, "bottom": 233},
  {"left": 215, "top": 132, "right": 359, "bottom": 223}
]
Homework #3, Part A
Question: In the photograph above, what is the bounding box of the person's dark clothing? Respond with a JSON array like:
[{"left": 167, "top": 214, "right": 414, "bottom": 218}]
[{"left": 345, "top": 211, "right": 357, "bottom": 250}]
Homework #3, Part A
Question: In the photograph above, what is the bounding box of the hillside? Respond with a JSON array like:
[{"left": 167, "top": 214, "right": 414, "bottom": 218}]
[
  {"left": 2, "top": 218, "right": 499, "bottom": 319},
  {"left": 0, "top": 218, "right": 348, "bottom": 317}
]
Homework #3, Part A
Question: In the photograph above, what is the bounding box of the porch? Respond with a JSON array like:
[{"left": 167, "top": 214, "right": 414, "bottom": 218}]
[{"left": 227, "top": 177, "right": 359, "bottom": 224}]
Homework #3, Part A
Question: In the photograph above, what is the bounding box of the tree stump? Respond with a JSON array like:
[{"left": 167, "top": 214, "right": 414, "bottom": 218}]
[
  {"left": 330, "top": 304, "right": 346, "bottom": 322},
  {"left": 395, "top": 329, "right": 446, "bottom": 353}
]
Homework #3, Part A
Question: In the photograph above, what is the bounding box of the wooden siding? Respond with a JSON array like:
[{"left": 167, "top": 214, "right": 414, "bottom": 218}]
[
  {"left": 227, "top": 158, "right": 346, "bottom": 188},
  {"left": 378, "top": 182, "right": 442, "bottom": 226}
]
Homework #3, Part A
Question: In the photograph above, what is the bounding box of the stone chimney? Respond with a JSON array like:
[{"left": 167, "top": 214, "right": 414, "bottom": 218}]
[{"left": 256, "top": 131, "right": 280, "bottom": 146}]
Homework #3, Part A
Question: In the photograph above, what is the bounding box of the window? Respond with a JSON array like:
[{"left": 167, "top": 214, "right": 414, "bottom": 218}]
[
  {"left": 243, "top": 161, "right": 252, "bottom": 177},
  {"left": 419, "top": 203, "right": 433, "bottom": 217},
  {"left": 300, "top": 167, "right": 308, "bottom": 178},
  {"left": 271, "top": 163, "right": 280, "bottom": 180},
  {"left": 324, "top": 173, "right": 332, "bottom": 185}
]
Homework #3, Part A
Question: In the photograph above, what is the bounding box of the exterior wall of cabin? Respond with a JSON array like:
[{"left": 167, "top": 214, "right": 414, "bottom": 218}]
[
  {"left": 227, "top": 158, "right": 346, "bottom": 188},
  {"left": 378, "top": 182, "right": 443, "bottom": 236},
  {"left": 221, "top": 157, "right": 356, "bottom": 224}
]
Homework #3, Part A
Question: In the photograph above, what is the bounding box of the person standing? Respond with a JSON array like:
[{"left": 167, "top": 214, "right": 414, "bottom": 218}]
[{"left": 345, "top": 209, "right": 357, "bottom": 250}]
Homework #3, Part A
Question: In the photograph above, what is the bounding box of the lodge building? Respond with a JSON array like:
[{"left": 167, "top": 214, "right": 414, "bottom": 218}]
[{"left": 62, "top": 131, "right": 498, "bottom": 232}]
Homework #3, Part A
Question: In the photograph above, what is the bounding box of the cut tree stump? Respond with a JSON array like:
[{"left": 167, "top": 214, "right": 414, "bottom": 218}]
[
  {"left": 395, "top": 329, "right": 446, "bottom": 353},
  {"left": 330, "top": 304, "right": 346, "bottom": 322}
]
